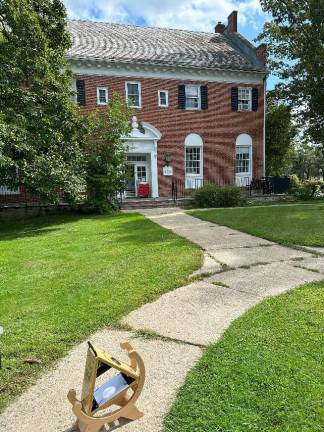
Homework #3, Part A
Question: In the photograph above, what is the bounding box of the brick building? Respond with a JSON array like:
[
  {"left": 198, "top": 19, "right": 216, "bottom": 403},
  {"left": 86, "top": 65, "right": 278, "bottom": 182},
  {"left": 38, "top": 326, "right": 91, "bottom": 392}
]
[
  {"left": 67, "top": 11, "right": 267, "bottom": 198},
  {"left": 1, "top": 10, "right": 267, "bottom": 202}
]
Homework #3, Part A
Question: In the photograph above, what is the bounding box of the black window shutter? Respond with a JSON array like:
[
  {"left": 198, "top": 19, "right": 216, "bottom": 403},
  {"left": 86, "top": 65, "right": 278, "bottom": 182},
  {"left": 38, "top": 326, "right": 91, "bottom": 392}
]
[
  {"left": 231, "top": 87, "right": 238, "bottom": 111},
  {"left": 178, "top": 85, "right": 186, "bottom": 109},
  {"left": 76, "top": 79, "right": 86, "bottom": 106},
  {"left": 201, "top": 86, "right": 208, "bottom": 110},
  {"left": 252, "top": 88, "right": 258, "bottom": 111}
]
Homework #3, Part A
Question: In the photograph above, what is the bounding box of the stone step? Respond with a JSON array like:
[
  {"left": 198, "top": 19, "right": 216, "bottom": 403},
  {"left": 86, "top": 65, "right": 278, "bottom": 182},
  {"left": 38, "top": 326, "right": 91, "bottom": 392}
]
[{"left": 120, "top": 198, "right": 191, "bottom": 210}]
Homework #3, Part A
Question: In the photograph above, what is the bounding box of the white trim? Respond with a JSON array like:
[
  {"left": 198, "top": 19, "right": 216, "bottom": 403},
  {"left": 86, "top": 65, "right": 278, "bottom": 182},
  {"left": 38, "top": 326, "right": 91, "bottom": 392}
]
[
  {"left": 0, "top": 185, "right": 20, "bottom": 195},
  {"left": 184, "top": 133, "right": 203, "bottom": 189},
  {"left": 69, "top": 60, "right": 265, "bottom": 85},
  {"left": 96, "top": 86, "right": 108, "bottom": 105},
  {"left": 185, "top": 85, "right": 201, "bottom": 110},
  {"left": 263, "top": 78, "right": 266, "bottom": 176},
  {"left": 238, "top": 87, "right": 252, "bottom": 112},
  {"left": 235, "top": 134, "right": 253, "bottom": 186},
  {"left": 158, "top": 90, "right": 169, "bottom": 107},
  {"left": 125, "top": 81, "right": 142, "bottom": 108},
  {"left": 71, "top": 79, "right": 77, "bottom": 103},
  {"left": 184, "top": 133, "right": 203, "bottom": 147}
]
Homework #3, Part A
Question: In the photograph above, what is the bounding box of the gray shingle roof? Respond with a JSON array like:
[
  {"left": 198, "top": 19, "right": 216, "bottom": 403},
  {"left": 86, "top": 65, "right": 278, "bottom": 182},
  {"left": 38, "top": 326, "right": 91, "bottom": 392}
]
[{"left": 67, "top": 20, "right": 266, "bottom": 73}]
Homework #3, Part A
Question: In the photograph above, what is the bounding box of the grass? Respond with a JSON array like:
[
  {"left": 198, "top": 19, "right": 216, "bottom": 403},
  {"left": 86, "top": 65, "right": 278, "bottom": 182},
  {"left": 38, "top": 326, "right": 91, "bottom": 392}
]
[
  {"left": 165, "top": 282, "right": 324, "bottom": 432},
  {"left": 190, "top": 203, "right": 324, "bottom": 247},
  {"left": 0, "top": 212, "right": 201, "bottom": 411}
]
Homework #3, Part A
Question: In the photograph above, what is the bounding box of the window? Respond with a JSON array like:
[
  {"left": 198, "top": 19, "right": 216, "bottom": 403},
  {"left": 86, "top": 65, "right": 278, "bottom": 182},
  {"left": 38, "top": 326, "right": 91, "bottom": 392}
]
[
  {"left": 71, "top": 79, "right": 77, "bottom": 103},
  {"left": 158, "top": 90, "right": 168, "bottom": 107},
  {"left": 185, "top": 134, "right": 203, "bottom": 189},
  {"left": 126, "top": 82, "right": 141, "bottom": 108},
  {"left": 238, "top": 88, "right": 252, "bottom": 111},
  {"left": 186, "top": 147, "right": 201, "bottom": 174},
  {"left": 236, "top": 146, "right": 251, "bottom": 174},
  {"left": 76, "top": 79, "right": 86, "bottom": 106},
  {"left": 97, "top": 87, "right": 108, "bottom": 105},
  {"left": 127, "top": 155, "right": 147, "bottom": 162},
  {"left": 185, "top": 85, "right": 201, "bottom": 109},
  {"left": 136, "top": 166, "right": 147, "bottom": 182}
]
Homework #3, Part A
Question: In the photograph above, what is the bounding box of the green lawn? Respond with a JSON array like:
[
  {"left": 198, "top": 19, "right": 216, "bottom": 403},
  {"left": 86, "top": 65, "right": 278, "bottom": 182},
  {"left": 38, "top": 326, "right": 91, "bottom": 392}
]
[
  {"left": 190, "top": 203, "right": 324, "bottom": 246},
  {"left": 0, "top": 213, "right": 201, "bottom": 411},
  {"left": 165, "top": 282, "right": 324, "bottom": 432}
]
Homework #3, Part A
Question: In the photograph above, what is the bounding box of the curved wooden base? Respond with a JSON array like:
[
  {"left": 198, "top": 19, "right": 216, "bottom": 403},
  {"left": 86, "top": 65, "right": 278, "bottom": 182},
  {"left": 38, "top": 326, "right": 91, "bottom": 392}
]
[{"left": 68, "top": 342, "right": 145, "bottom": 432}]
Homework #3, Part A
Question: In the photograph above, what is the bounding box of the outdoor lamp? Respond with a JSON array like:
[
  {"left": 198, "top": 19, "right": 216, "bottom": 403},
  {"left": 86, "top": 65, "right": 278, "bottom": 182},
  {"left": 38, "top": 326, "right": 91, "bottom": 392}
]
[{"left": 164, "top": 153, "right": 172, "bottom": 165}]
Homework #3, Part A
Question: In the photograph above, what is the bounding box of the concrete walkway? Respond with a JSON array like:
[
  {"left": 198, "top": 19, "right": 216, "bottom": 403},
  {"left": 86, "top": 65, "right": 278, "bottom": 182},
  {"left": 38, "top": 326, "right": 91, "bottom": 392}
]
[{"left": 1, "top": 208, "right": 323, "bottom": 432}]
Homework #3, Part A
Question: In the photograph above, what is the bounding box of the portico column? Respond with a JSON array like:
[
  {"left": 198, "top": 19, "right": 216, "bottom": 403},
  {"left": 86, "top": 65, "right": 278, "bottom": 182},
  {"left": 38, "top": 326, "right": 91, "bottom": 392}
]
[{"left": 151, "top": 141, "right": 158, "bottom": 198}]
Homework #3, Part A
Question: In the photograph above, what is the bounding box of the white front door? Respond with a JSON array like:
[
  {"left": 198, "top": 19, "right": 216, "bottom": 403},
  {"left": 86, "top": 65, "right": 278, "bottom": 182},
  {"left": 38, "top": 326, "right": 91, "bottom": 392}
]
[
  {"left": 235, "top": 145, "right": 252, "bottom": 187},
  {"left": 126, "top": 155, "right": 151, "bottom": 197}
]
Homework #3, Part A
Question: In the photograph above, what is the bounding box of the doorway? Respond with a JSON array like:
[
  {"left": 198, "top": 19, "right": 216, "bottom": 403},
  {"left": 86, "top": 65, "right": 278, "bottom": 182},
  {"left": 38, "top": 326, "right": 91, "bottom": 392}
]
[{"left": 126, "top": 155, "right": 150, "bottom": 197}]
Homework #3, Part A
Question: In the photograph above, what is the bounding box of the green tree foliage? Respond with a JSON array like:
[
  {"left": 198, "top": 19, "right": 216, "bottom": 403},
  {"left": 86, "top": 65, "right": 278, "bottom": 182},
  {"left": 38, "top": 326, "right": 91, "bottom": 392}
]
[
  {"left": 266, "top": 93, "right": 296, "bottom": 175},
  {"left": 258, "top": 0, "right": 324, "bottom": 146},
  {"left": 0, "top": 0, "right": 86, "bottom": 202},
  {"left": 292, "top": 142, "right": 324, "bottom": 180},
  {"left": 85, "top": 94, "right": 132, "bottom": 211}
]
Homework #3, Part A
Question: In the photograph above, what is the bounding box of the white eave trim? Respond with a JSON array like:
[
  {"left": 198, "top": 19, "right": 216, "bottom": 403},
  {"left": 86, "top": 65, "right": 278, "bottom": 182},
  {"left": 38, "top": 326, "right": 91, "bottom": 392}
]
[{"left": 68, "top": 58, "right": 266, "bottom": 85}]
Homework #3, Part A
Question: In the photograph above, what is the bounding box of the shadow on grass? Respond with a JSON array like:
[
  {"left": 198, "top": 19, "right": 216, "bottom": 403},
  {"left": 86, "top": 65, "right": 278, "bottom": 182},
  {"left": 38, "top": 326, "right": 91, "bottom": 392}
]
[
  {"left": 0, "top": 212, "right": 184, "bottom": 248},
  {"left": 0, "top": 212, "right": 125, "bottom": 241}
]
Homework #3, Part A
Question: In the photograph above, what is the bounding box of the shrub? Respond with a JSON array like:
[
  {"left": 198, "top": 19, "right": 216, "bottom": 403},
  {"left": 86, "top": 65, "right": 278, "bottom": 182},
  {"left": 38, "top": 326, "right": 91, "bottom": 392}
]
[
  {"left": 193, "top": 184, "right": 244, "bottom": 208},
  {"left": 291, "top": 177, "right": 323, "bottom": 200},
  {"left": 290, "top": 174, "right": 302, "bottom": 188}
]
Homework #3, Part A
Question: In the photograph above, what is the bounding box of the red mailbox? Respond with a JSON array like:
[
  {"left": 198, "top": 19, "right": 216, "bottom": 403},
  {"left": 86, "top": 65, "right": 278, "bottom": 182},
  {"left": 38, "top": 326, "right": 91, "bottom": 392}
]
[{"left": 138, "top": 183, "right": 150, "bottom": 198}]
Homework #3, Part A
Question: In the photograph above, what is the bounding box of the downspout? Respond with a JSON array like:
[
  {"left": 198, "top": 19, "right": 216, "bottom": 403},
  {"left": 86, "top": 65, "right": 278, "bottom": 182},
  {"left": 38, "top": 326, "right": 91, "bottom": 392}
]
[{"left": 263, "top": 76, "right": 266, "bottom": 176}]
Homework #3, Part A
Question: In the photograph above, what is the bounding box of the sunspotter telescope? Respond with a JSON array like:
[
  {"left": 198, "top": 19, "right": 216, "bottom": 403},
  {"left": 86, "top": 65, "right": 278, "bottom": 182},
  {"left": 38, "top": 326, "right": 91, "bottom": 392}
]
[{"left": 68, "top": 341, "right": 145, "bottom": 432}]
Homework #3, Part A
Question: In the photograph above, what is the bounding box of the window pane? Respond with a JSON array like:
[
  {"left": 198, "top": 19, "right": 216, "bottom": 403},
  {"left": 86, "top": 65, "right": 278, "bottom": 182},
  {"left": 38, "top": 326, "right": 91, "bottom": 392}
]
[
  {"left": 186, "top": 86, "right": 199, "bottom": 97},
  {"left": 186, "top": 147, "right": 201, "bottom": 174},
  {"left": 186, "top": 97, "right": 199, "bottom": 108},
  {"left": 136, "top": 166, "right": 147, "bottom": 182},
  {"left": 159, "top": 91, "right": 167, "bottom": 105},
  {"left": 99, "top": 89, "right": 107, "bottom": 103},
  {"left": 238, "top": 88, "right": 251, "bottom": 111},
  {"left": 185, "top": 86, "right": 200, "bottom": 109},
  {"left": 236, "top": 146, "right": 251, "bottom": 173},
  {"left": 127, "top": 83, "right": 140, "bottom": 106}
]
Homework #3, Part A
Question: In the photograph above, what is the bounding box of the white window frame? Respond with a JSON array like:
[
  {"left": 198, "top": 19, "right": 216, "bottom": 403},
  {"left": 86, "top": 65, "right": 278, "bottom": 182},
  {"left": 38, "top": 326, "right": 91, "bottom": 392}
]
[
  {"left": 235, "top": 145, "right": 252, "bottom": 175},
  {"left": 71, "top": 79, "right": 77, "bottom": 103},
  {"left": 96, "top": 86, "right": 108, "bottom": 105},
  {"left": 235, "top": 134, "right": 253, "bottom": 187},
  {"left": 184, "top": 134, "right": 204, "bottom": 189},
  {"left": 185, "top": 85, "right": 201, "bottom": 110},
  {"left": 125, "top": 81, "right": 142, "bottom": 108},
  {"left": 0, "top": 185, "right": 20, "bottom": 195},
  {"left": 238, "top": 87, "right": 252, "bottom": 112},
  {"left": 185, "top": 146, "right": 202, "bottom": 176},
  {"left": 158, "top": 90, "right": 169, "bottom": 107}
]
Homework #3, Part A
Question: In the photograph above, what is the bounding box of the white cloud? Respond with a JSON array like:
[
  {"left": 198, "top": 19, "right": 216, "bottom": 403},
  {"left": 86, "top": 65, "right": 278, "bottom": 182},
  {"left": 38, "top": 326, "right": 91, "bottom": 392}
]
[{"left": 63, "top": 0, "right": 262, "bottom": 32}]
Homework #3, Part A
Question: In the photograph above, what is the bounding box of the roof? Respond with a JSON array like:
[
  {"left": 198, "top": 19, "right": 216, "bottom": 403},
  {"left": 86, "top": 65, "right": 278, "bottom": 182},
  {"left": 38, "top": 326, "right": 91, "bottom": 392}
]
[{"left": 67, "top": 20, "right": 266, "bottom": 73}]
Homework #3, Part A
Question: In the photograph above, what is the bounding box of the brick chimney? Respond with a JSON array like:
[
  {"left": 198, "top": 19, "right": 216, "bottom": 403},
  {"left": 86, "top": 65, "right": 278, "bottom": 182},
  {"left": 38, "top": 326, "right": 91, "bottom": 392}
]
[
  {"left": 255, "top": 43, "right": 267, "bottom": 65},
  {"left": 215, "top": 21, "right": 226, "bottom": 34},
  {"left": 227, "top": 10, "right": 238, "bottom": 33}
]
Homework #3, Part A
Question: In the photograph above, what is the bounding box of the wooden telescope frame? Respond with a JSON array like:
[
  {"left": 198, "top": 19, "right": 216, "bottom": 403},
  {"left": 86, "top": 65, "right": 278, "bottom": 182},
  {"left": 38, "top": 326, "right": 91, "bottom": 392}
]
[{"left": 67, "top": 341, "right": 145, "bottom": 432}]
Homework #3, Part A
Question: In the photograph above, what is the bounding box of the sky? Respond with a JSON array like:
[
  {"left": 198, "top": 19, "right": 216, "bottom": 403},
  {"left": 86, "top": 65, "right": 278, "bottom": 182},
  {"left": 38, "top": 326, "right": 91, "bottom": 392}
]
[{"left": 63, "top": 0, "right": 278, "bottom": 89}]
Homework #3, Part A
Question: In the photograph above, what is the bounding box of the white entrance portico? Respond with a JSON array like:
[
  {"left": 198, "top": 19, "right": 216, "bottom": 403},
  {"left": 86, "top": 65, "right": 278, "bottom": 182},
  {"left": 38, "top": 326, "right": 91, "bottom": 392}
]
[{"left": 123, "top": 117, "right": 161, "bottom": 198}]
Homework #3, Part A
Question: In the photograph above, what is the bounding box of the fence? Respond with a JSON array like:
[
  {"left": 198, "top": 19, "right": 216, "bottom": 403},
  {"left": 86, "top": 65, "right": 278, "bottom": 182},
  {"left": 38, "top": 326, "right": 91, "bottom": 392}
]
[
  {"left": 171, "top": 176, "right": 236, "bottom": 202},
  {"left": 171, "top": 176, "right": 292, "bottom": 203}
]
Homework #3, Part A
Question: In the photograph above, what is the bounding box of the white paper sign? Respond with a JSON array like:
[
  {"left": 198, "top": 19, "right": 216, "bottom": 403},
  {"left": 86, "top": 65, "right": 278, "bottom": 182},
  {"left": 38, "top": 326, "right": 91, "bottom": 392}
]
[{"left": 163, "top": 166, "right": 173, "bottom": 176}]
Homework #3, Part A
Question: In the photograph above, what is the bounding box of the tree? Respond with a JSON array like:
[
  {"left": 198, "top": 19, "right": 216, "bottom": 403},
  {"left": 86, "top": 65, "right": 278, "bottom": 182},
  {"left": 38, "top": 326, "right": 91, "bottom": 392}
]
[
  {"left": 85, "top": 94, "right": 132, "bottom": 211},
  {"left": 258, "top": 0, "right": 324, "bottom": 146},
  {"left": 0, "top": 0, "right": 86, "bottom": 202},
  {"left": 266, "top": 93, "right": 296, "bottom": 175},
  {"left": 291, "top": 142, "right": 324, "bottom": 180}
]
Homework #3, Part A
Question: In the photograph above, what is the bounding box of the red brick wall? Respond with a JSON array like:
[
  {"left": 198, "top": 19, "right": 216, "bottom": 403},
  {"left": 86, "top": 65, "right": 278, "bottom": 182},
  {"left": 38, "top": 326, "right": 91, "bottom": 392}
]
[{"left": 76, "top": 74, "right": 264, "bottom": 197}]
